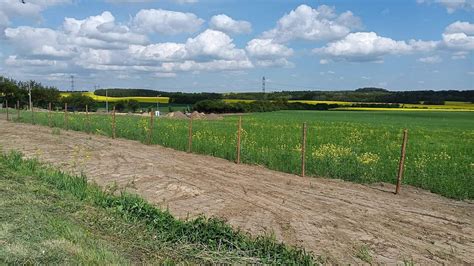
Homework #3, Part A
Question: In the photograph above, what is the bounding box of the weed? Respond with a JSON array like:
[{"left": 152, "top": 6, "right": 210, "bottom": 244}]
[
  {"left": 355, "top": 245, "right": 373, "bottom": 263},
  {"left": 51, "top": 128, "right": 60, "bottom": 135}
]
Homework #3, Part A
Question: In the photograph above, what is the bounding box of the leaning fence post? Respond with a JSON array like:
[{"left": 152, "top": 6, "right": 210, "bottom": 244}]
[
  {"left": 5, "top": 100, "right": 9, "bottom": 121},
  {"left": 395, "top": 129, "right": 409, "bottom": 194},
  {"left": 64, "top": 103, "right": 68, "bottom": 130},
  {"left": 17, "top": 100, "right": 20, "bottom": 121},
  {"left": 236, "top": 116, "right": 242, "bottom": 164},
  {"left": 301, "top": 122, "right": 307, "bottom": 177},
  {"left": 112, "top": 106, "right": 116, "bottom": 139},
  {"left": 48, "top": 102, "right": 52, "bottom": 127},
  {"left": 188, "top": 116, "right": 193, "bottom": 153},
  {"left": 147, "top": 110, "right": 154, "bottom": 145}
]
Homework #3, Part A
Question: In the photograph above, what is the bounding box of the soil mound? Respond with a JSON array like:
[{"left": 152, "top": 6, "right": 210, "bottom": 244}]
[
  {"left": 165, "top": 111, "right": 189, "bottom": 119},
  {"left": 206, "top": 113, "right": 223, "bottom": 120}
]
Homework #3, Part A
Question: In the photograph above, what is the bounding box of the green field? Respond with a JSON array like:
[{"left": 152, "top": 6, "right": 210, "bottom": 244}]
[
  {"left": 5, "top": 109, "right": 474, "bottom": 200},
  {"left": 0, "top": 152, "right": 313, "bottom": 264}
]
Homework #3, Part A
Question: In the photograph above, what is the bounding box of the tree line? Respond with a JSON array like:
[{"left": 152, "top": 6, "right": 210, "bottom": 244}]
[
  {"left": 224, "top": 88, "right": 474, "bottom": 104},
  {"left": 0, "top": 77, "right": 146, "bottom": 112},
  {"left": 0, "top": 77, "right": 61, "bottom": 109},
  {"left": 192, "top": 99, "right": 404, "bottom": 114}
]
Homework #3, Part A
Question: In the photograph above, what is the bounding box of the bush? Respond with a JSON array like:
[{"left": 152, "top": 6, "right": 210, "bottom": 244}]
[
  {"left": 113, "top": 99, "right": 140, "bottom": 112},
  {"left": 62, "top": 93, "right": 96, "bottom": 111}
]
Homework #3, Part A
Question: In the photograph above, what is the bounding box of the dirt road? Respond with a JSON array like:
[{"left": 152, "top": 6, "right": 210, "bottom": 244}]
[{"left": 0, "top": 119, "right": 473, "bottom": 264}]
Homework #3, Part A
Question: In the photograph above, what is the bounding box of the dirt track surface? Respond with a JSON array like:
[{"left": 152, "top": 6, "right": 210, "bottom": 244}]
[{"left": 0, "top": 119, "right": 473, "bottom": 264}]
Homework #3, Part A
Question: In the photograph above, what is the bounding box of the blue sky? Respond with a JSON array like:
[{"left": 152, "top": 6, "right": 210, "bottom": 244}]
[{"left": 0, "top": 0, "right": 473, "bottom": 92}]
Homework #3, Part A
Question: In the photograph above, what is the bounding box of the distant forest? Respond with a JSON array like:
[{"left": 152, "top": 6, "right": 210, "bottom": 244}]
[{"left": 96, "top": 87, "right": 474, "bottom": 104}]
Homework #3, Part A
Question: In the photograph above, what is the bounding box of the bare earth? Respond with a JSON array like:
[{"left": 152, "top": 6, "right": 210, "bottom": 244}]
[{"left": 0, "top": 119, "right": 473, "bottom": 264}]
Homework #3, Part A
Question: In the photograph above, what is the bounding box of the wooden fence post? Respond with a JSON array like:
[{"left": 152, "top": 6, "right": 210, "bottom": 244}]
[
  {"left": 301, "top": 122, "right": 307, "bottom": 177},
  {"left": 395, "top": 129, "right": 409, "bottom": 194},
  {"left": 64, "top": 103, "right": 68, "bottom": 130},
  {"left": 17, "top": 100, "right": 20, "bottom": 121},
  {"left": 236, "top": 116, "right": 242, "bottom": 164},
  {"left": 5, "top": 100, "right": 9, "bottom": 121},
  {"left": 112, "top": 106, "right": 116, "bottom": 139},
  {"left": 148, "top": 110, "right": 154, "bottom": 145},
  {"left": 48, "top": 102, "right": 52, "bottom": 127},
  {"left": 86, "top": 105, "right": 90, "bottom": 134},
  {"left": 31, "top": 102, "right": 35, "bottom": 125},
  {"left": 188, "top": 117, "right": 193, "bottom": 153}
]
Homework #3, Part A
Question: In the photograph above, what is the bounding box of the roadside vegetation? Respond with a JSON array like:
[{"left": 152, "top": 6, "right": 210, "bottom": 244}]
[{"left": 0, "top": 151, "right": 314, "bottom": 264}]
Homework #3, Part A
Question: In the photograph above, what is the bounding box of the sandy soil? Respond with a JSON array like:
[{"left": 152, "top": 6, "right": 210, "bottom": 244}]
[{"left": 0, "top": 119, "right": 472, "bottom": 264}]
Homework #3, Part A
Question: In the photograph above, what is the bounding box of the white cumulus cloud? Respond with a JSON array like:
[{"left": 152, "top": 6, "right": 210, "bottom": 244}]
[
  {"left": 315, "top": 32, "right": 411, "bottom": 62},
  {"left": 245, "top": 38, "right": 294, "bottom": 67},
  {"left": 63, "top": 11, "right": 148, "bottom": 49},
  {"left": 315, "top": 32, "right": 440, "bottom": 62},
  {"left": 262, "top": 4, "right": 362, "bottom": 43},
  {"left": 441, "top": 21, "right": 474, "bottom": 51},
  {"left": 185, "top": 29, "right": 247, "bottom": 60},
  {"left": 209, "top": 14, "right": 252, "bottom": 35},
  {"left": 132, "top": 9, "right": 204, "bottom": 35}
]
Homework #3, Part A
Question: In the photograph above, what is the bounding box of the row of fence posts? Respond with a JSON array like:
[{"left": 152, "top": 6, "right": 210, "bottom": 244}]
[{"left": 3, "top": 101, "right": 409, "bottom": 195}]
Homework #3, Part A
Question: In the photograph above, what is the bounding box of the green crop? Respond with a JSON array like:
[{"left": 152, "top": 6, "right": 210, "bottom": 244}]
[{"left": 7, "top": 109, "right": 474, "bottom": 200}]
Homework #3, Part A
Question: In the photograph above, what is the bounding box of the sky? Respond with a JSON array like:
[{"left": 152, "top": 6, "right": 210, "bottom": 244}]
[{"left": 0, "top": 0, "right": 473, "bottom": 92}]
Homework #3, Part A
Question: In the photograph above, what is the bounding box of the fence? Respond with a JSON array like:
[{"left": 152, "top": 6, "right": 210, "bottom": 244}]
[{"left": 0, "top": 104, "right": 413, "bottom": 195}]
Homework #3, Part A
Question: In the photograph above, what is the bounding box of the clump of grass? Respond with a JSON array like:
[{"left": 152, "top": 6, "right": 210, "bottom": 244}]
[
  {"left": 355, "top": 245, "right": 373, "bottom": 263},
  {"left": 51, "top": 128, "right": 61, "bottom": 135},
  {"left": 0, "top": 151, "right": 314, "bottom": 265}
]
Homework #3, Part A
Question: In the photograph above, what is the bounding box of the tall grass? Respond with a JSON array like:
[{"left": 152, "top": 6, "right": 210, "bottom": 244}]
[
  {"left": 0, "top": 151, "right": 314, "bottom": 264},
  {"left": 6, "top": 109, "right": 474, "bottom": 199}
]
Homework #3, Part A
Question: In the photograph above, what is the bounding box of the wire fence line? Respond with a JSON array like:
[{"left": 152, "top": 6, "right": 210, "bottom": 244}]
[{"left": 0, "top": 104, "right": 413, "bottom": 196}]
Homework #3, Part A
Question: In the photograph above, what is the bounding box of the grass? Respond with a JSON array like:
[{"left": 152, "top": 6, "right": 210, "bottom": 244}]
[
  {"left": 0, "top": 151, "right": 314, "bottom": 264},
  {"left": 4, "top": 109, "right": 474, "bottom": 200},
  {"left": 355, "top": 245, "right": 373, "bottom": 263}
]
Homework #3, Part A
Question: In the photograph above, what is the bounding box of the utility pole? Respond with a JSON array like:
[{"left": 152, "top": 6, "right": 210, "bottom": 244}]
[
  {"left": 262, "top": 76, "right": 266, "bottom": 100},
  {"left": 70, "top": 75, "right": 75, "bottom": 92},
  {"left": 156, "top": 94, "right": 161, "bottom": 111}
]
